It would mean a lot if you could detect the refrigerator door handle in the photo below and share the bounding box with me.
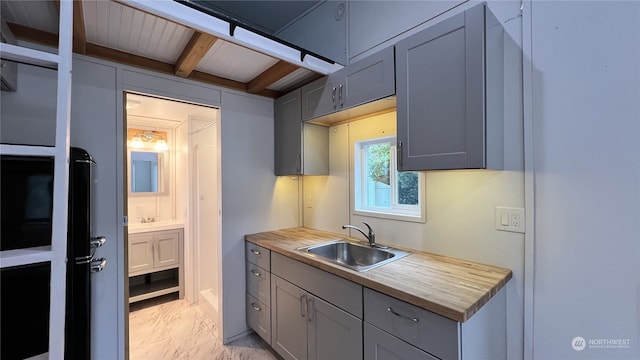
[90,258,107,273]
[90,236,107,249]
[75,254,93,265]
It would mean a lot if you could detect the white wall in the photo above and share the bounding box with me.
[69,58,122,360]
[220,91,300,341]
[528,1,640,358]
[0,63,57,145]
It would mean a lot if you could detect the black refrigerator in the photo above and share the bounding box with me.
[65,147,106,359]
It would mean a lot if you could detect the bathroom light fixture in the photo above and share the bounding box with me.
[154,139,169,151]
[130,135,144,148]
[127,129,169,151]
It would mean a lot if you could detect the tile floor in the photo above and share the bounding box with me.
[129,294,278,360]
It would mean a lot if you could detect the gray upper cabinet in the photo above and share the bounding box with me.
[396,4,504,171]
[301,46,395,122]
[342,45,395,110]
[300,73,342,120]
[274,88,329,176]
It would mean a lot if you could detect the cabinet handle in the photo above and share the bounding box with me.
[339,83,343,107]
[250,249,261,255]
[296,154,301,171]
[300,293,307,318]
[307,297,314,322]
[251,303,262,312]
[250,269,261,277]
[387,307,419,323]
[398,141,404,169]
[332,87,337,109]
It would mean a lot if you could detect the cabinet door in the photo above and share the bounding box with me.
[271,275,308,360]
[153,231,180,268]
[300,75,340,121]
[275,89,303,176]
[343,45,395,109]
[396,5,485,170]
[307,295,363,360]
[364,323,438,360]
[128,234,154,274]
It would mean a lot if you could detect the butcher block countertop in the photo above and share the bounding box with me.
[245,227,512,323]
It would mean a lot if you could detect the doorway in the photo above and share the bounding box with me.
[124,92,222,354]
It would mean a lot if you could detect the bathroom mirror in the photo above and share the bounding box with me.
[129,151,166,194]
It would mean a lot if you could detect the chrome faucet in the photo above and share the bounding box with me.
[342,222,378,247]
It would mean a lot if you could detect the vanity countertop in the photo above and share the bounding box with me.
[245,227,512,323]
[128,220,184,234]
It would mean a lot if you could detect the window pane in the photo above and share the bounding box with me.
[397,171,419,205]
[366,143,391,207]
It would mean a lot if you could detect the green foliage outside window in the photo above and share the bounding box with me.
[398,172,419,205]
[367,142,419,205]
[367,143,391,185]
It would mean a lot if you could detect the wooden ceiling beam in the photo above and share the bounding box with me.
[247,60,299,94]
[7,22,59,48]
[73,0,87,54]
[85,43,175,74]
[174,32,218,77]
[6,23,281,98]
[53,0,86,54]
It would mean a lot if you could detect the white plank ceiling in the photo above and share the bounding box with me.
[0,0,320,96]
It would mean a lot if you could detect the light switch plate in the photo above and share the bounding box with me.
[495,207,525,233]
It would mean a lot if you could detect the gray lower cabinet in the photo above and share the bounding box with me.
[271,274,362,360]
[364,323,437,360]
[246,243,506,360]
[246,243,272,344]
[396,3,504,171]
[274,88,329,176]
[364,287,508,360]
[364,288,458,359]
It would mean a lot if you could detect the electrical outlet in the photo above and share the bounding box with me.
[495,207,525,233]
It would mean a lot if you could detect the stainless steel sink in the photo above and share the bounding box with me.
[296,240,410,272]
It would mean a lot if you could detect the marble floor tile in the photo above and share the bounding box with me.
[129,295,278,360]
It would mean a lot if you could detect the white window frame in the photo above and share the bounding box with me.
[353,136,426,223]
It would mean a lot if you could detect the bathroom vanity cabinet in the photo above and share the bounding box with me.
[128,228,184,303]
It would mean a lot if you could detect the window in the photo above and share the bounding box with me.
[354,136,425,221]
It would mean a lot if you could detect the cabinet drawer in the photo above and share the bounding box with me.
[246,262,270,304]
[245,243,270,269]
[246,293,271,345]
[364,288,459,359]
[364,322,437,360]
[271,252,362,318]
